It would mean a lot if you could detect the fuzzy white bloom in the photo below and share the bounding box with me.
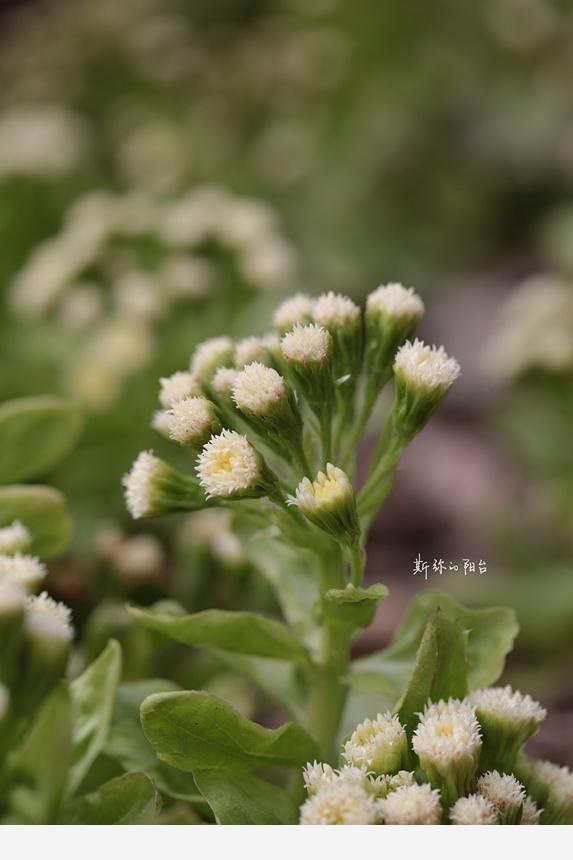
[112,534,164,580]
[25,592,73,641]
[0,553,46,591]
[412,699,482,770]
[394,339,461,392]
[241,238,296,288]
[196,431,261,499]
[151,410,171,437]
[343,712,407,773]
[379,783,442,825]
[113,271,163,322]
[166,396,217,446]
[211,366,240,397]
[190,337,234,380]
[58,284,103,331]
[520,797,542,824]
[0,574,26,614]
[161,255,213,300]
[186,510,245,566]
[303,761,336,795]
[234,337,269,368]
[468,685,547,725]
[476,771,526,814]
[450,794,498,825]
[273,293,313,332]
[281,323,331,365]
[535,760,573,802]
[370,771,416,798]
[312,292,360,327]
[232,362,286,416]
[123,451,161,519]
[367,283,425,320]
[290,464,353,514]
[0,521,31,555]
[0,106,87,178]
[300,780,379,825]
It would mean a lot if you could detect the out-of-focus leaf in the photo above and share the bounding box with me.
[67,640,122,795]
[213,651,306,722]
[141,690,319,772]
[194,770,299,825]
[326,582,389,629]
[0,396,82,484]
[0,485,72,558]
[60,772,160,824]
[130,604,308,663]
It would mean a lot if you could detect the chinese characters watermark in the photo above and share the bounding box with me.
[412,554,487,581]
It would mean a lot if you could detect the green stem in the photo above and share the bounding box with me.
[319,409,332,466]
[348,539,366,588]
[357,432,405,520]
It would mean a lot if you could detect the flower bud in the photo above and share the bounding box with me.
[378,782,442,825]
[211,366,240,400]
[166,396,221,448]
[280,323,335,432]
[520,797,542,825]
[273,293,313,334]
[468,685,546,772]
[123,450,205,519]
[0,575,26,687]
[196,430,278,501]
[450,793,498,825]
[190,336,234,383]
[412,699,482,808]
[288,464,359,545]
[365,283,424,383]
[370,770,416,799]
[0,521,31,555]
[151,409,171,437]
[19,592,73,708]
[393,339,460,441]
[529,760,573,824]
[343,712,408,776]
[234,336,277,369]
[299,779,379,825]
[231,362,304,457]
[312,292,362,386]
[158,371,201,409]
[476,771,526,825]
[0,553,46,592]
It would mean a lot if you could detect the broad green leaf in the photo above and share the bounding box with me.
[326,583,389,629]
[396,609,468,736]
[0,484,72,558]
[0,396,82,484]
[347,590,518,699]
[67,640,122,795]
[105,679,206,804]
[7,684,72,824]
[141,690,319,771]
[194,770,299,825]
[214,651,307,722]
[60,772,160,824]
[130,604,308,663]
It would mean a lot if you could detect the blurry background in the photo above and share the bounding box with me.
[1,0,572,763]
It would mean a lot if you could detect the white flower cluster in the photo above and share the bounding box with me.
[394,339,461,394]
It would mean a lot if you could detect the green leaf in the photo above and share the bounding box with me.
[325,583,389,629]
[0,484,72,558]
[0,396,82,484]
[67,640,122,796]
[130,604,308,663]
[7,684,72,824]
[194,770,299,825]
[141,690,319,771]
[213,651,307,722]
[105,680,206,804]
[396,609,468,736]
[60,772,160,824]
[347,590,518,699]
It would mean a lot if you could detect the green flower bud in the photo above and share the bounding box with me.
[0,575,25,687]
[342,712,409,776]
[123,450,205,519]
[468,686,547,772]
[288,464,359,545]
[312,292,362,388]
[19,592,73,710]
[280,323,335,419]
[527,759,573,824]
[365,283,425,386]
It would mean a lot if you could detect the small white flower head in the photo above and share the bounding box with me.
[289,464,359,544]
[394,339,461,395]
[533,760,573,822]
[468,685,546,765]
[299,780,379,825]
[520,797,542,825]
[232,362,286,417]
[123,451,203,519]
[190,336,234,381]
[367,283,425,321]
[312,292,360,328]
[0,553,47,591]
[303,761,336,796]
[112,534,164,581]
[450,793,498,825]
[0,573,26,616]
[234,336,273,368]
[280,323,331,367]
[0,520,31,555]
[211,366,240,398]
[370,770,416,799]
[151,409,171,437]
[158,371,201,409]
[25,591,74,642]
[196,430,273,501]
[273,293,313,333]
[476,771,526,824]
[379,782,442,825]
[534,760,573,803]
[343,712,408,775]
[166,396,220,447]
[469,685,547,726]
[413,699,482,803]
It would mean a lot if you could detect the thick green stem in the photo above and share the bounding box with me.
[349,539,366,588]
[306,621,352,761]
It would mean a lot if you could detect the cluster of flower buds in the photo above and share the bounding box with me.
[125,285,460,576]
[298,685,569,824]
